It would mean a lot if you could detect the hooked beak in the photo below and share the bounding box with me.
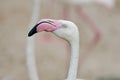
[28,23,39,37]
[28,20,60,37]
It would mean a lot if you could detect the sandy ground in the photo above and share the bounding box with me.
[0,0,120,80]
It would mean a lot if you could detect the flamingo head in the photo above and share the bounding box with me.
[28,19,79,42]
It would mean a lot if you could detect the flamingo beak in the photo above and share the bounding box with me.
[28,23,39,37]
[28,19,61,37]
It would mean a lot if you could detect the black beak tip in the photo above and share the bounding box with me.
[28,26,37,37]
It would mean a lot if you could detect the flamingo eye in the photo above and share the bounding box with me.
[62,24,67,28]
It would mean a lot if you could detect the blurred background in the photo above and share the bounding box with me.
[0,0,120,80]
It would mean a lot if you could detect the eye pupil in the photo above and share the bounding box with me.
[63,25,67,28]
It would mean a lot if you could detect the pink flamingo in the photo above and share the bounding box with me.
[28,19,83,80]
[61,0,115,52]
[61,0,115,69]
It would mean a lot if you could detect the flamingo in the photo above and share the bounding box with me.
[61,0,115,51]
[62,0,115,9]
[28,19,83,80]
[26,0,40,80]
[60,0,115,70]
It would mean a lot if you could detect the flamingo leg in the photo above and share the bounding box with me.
[74,5,101,71]
[75,5,101,52]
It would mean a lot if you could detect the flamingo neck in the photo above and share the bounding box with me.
[67,39,79,80]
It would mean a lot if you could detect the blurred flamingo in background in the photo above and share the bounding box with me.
[28,19,83,80]
[60,0,115,68]
[62,0,115,9]
[26,0,40,80]
[62,0,115,52]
